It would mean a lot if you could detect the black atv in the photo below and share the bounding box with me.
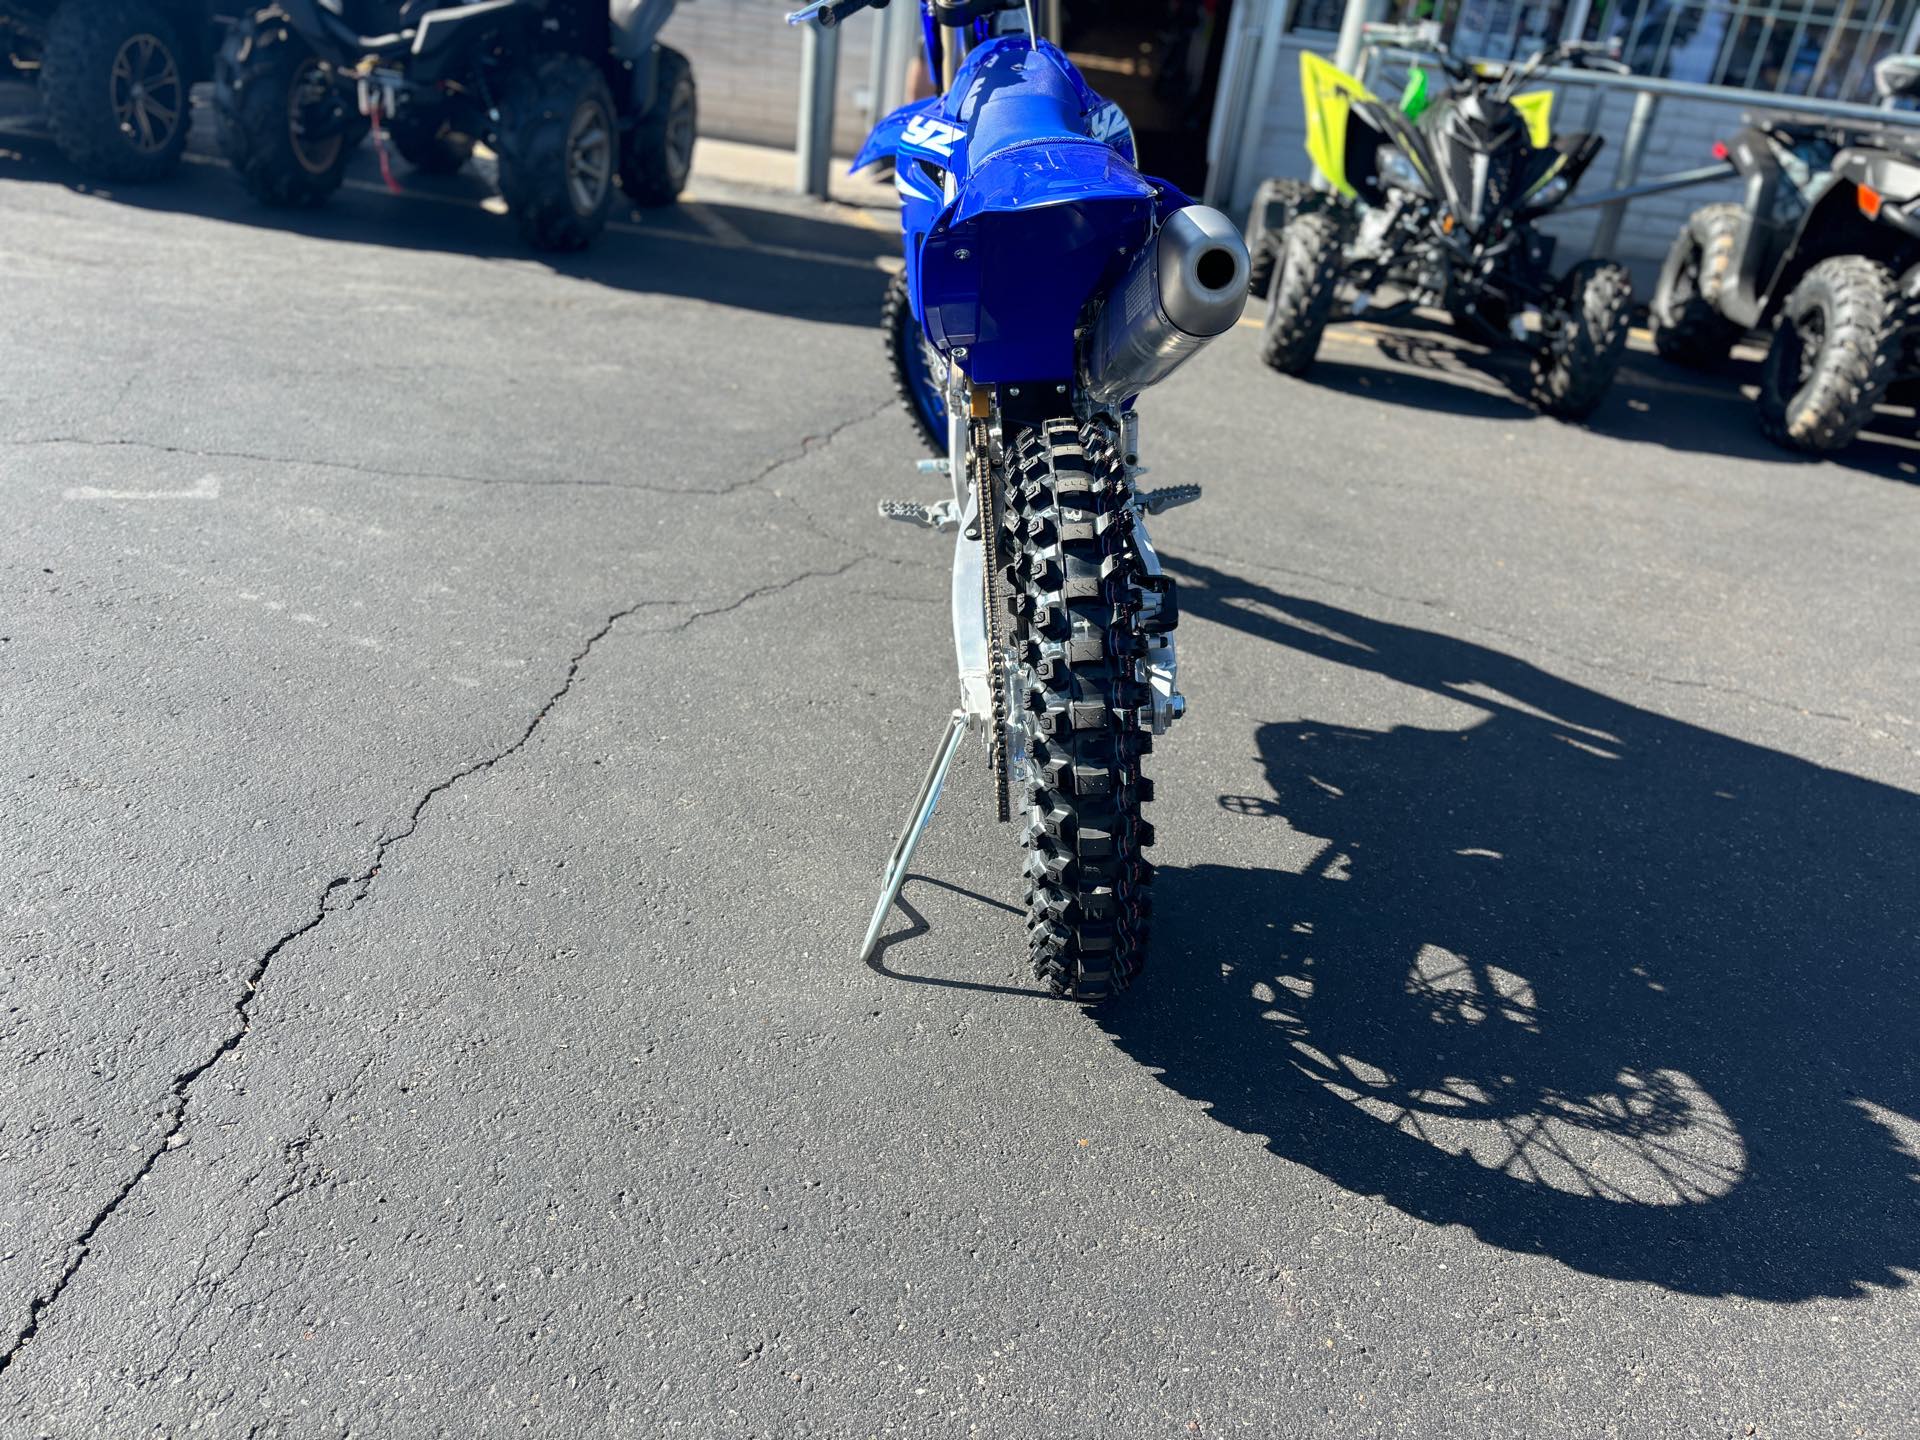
[1650,56,1920,453]
[215,0,695,250]
[2,0,230,179]
[1255,31,1634,420]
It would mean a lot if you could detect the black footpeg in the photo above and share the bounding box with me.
[1138,484,1202,515]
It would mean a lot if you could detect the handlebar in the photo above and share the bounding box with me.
[785,0,884,28]
[787,0,1017,26]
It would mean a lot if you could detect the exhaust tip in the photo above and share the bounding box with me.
[1194,245,1241,294]
[1155,206,1251,337]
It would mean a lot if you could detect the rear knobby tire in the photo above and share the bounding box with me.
[40,0,192,181]
[215,8,355,207]
[1258,212,1344,376]
[1651,202,1744,368]
[1758,255,1898,453]
[498,55,619,251]
[882,269,947,456]
[1530,259,1632,420]
[1002,419,1158,1003]
[390,108,473,174]
[620,45,696,207]
[1245,178,1324,299]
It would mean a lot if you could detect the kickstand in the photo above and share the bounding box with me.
[857,709,971,964]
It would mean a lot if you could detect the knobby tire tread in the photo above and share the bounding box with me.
[1002,419,1158,1004]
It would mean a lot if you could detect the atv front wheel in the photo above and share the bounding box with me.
[1758,255,1898,453]
[40,0,192,181]
[215,9,356,207]
[620,45,696,207]
[1246,178,1326,299]
[1003,419,1160,1003]
[499,55,619,251]
[1258,212,1344,377]
[1530,260,1632,420]
[882,270,947,456]
[390,109,474,175]
[1651,202,1744,368]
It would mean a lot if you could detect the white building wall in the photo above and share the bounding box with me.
[664,0,882,155]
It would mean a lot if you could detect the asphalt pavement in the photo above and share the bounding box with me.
[3,100,1918,1439]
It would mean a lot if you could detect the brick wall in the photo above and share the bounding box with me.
[666,0,881,155]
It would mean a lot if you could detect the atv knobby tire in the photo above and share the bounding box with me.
[498,54,619,251]
[620,45,696,207]
[215,9,356,207]
[1258,212,1344,376]
[1002,419,1159,1003]
[41,0,192,181]
[1651,202,1744,368]
[883,269,947,456]
[390,109,473,174]
[1758,255,1898,453]
[1246,177,1328,299]
[1530,259,1632,420]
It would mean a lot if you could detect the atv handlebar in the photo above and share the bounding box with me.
[785,0,886,28]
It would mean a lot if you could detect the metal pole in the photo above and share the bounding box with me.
[797,19,842,199]
[877,0,914,120]
[1333,0,1387,76]
[865,7,888,129]
[1590,88,1658,257]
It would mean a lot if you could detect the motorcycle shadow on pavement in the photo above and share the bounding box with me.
[1103,552,1920,1302]
[0,105,895,327]
[1302,319,1920,483]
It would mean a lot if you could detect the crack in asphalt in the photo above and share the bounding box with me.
[1173,541,1918,754]
[0,556,870,1380]
[2,398,896,499]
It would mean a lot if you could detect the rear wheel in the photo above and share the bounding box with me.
[215,8,356,207]
[40,0,192,181]
[1258,212,1344,376]
[882,270,946,456]
[498,54,619,251]
[1758,255,1898,453]
[1651,202,1744,368]
[620,45,696,207]
[1530,260,1632,420]
[390,108,473,174]
[1002,420,1159,1003]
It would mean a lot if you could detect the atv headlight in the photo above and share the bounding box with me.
[1375,144,1429,197]
[1528,175,1570,207]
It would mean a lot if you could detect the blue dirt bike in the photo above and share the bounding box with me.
[789,0,1250,1001]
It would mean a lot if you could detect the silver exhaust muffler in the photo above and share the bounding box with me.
[1083,205,1251,407]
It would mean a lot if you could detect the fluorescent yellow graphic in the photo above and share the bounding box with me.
[1299,51,1377,198]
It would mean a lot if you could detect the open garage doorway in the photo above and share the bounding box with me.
[1059,0,1236,196]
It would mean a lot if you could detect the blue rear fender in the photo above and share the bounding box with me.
[860,35,1176,382]
[921,142,1159,381]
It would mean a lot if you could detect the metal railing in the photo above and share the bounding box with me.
[1362,45,1920,254]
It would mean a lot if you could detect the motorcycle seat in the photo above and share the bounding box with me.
[963,45,1097,165]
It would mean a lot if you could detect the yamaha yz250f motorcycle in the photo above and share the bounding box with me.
[1261,29,1633,419]
[787,0,1250,1001]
